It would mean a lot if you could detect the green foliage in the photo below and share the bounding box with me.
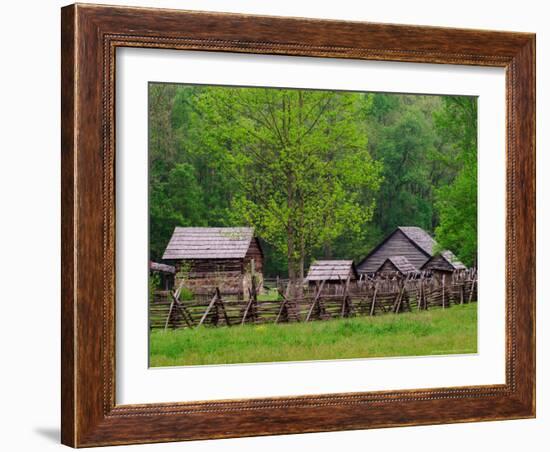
[366,94,461,241]
[148,84,236,260]
[148,84,478,275]
[257,288,282,302]
[433,97,478,266]
[150,303,477,366]
[175,262,194,301]
[373,109,434,232]
[178,288,194,302]
[195,87,381,286]
[149,163,205,259]
[435,165,477,265]
[149,273,160,303]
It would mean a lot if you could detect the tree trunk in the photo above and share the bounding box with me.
[323,242,332,258]
[286,247,301,319]
[286,163,298,299]
[287,225,297,299]
[297,252,304,299]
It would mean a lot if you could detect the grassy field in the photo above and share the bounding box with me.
[149,303,477,367]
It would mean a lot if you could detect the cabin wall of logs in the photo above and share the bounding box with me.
[150,269,477,330]
[169,259,264,298]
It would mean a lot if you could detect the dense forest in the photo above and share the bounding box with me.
[149,83,477,283]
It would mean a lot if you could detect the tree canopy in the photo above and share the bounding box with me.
[433,96,478,266]
[148,83,478,284]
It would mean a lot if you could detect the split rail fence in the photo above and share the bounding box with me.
[150,269,477,330]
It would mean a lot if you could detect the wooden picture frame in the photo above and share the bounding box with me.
[61,3,535,447]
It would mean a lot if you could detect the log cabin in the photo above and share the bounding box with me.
[376,255,417,276]
[421,250,466,278]
[305,260,359,286]
[162,227,264,297]
[149,261,175,290]
[357,226,436,274]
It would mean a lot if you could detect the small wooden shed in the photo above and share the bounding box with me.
[162,227,264,297]
[421,250,466,276]
[376,255,417,276]
[149,261,175,290]
[305,260,359,285]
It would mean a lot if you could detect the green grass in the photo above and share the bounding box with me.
[256,288,282,301]
[149,303,477,367]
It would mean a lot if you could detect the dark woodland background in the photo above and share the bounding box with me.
[149,84,477,279]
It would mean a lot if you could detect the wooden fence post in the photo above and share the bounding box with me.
[241,272,258,326]
[306,280,325,321]
[340,274,351,318]
[164,297,176,331]
[275,299,287,324]
[370,282,378,316]
[198,291,219,327]
[393,282,406,313]
[168,291,194,329]
[164,277,188,330]
[215,288,231,326]
[152,269,480,330]
[442,274,446,309]
[468,269,477,303]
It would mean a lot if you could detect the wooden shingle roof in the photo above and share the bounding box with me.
[150,261,175,274]
[440,250,467,269]
[421,250,467,271]
[162,227,255,260]
[378,255,417,274]
[305,260,358,282]
[397,226,436,255]
[356,226,437,273]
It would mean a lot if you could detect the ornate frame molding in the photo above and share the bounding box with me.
[62,4,535,447]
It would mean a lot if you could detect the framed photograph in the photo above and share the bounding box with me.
[61,3,535,447]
